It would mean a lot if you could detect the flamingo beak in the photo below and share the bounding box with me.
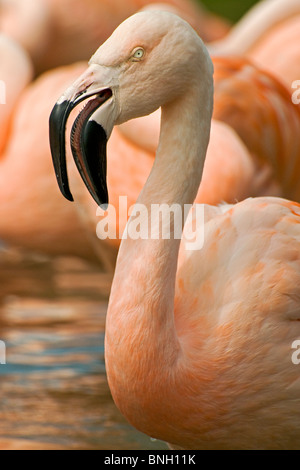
[49,66,116,207]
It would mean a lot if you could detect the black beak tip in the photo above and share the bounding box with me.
[89,183,109,209]
[101,203,109,211]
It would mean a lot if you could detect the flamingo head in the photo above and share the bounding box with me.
[49,10,212,206]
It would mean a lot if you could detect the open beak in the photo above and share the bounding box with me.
[49,65,117,207]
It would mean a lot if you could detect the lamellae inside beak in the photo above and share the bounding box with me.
[49,99,76,201]
[49,88,112,205]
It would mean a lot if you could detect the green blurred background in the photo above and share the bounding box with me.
[201,0,260,22]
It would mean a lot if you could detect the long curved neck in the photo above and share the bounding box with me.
[210,0,300,55]
[106,59,213,437]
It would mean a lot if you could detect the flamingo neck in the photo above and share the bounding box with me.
[106,65,213,439]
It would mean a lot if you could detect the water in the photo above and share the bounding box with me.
[0,249,167,450]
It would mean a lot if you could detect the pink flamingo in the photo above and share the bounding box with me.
[0,0,230,75]
[210,0,300,89]
[50,11,300,449]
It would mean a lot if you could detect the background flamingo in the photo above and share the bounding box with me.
[0,0,230,75]
[1,51,300,265]
[213,56,300,203]
[0,34,32,155]
[210,0,300,89]
[51,10,300,449]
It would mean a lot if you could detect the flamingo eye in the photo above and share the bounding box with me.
[132,48,145,61]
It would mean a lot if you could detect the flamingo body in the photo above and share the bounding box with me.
[108,197,300,450]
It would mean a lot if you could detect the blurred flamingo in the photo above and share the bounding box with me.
[50,11,300,449]
[0,35,32,155]
[213,56,300,203]
[0,0,230,75]
[0,60,113,267]
[210,0,300,89]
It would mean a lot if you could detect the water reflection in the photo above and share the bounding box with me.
[0,249,167,450]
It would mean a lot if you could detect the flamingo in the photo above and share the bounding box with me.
[50,11,300,449]
[0,3,298,262]
[210,0,300,89]
[0,0,230,75]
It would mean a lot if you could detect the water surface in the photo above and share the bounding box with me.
[0,249,167,450]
